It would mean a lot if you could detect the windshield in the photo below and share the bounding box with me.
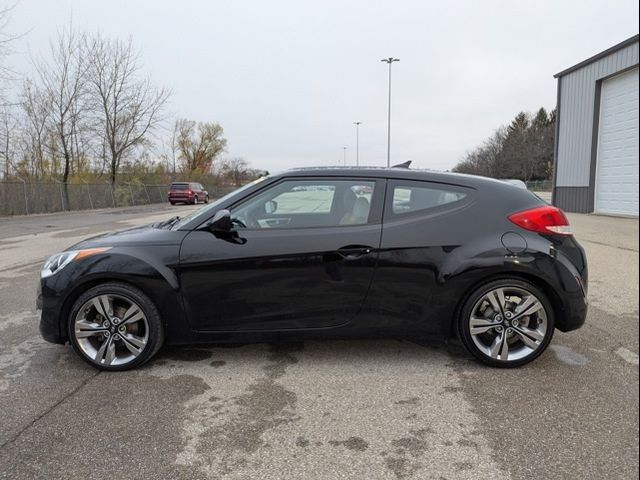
[171,177,267,230]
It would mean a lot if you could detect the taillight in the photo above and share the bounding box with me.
[508,205,573,236]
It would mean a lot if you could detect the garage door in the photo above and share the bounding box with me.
[595,67,639,216]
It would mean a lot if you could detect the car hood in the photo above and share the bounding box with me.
[70,224,188,250]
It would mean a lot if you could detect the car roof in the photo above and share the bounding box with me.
[277,166,513,190]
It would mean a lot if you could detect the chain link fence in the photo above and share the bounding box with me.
[0,181,236,216]
[525,180,553,192]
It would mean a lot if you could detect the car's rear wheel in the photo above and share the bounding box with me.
[68,282,164,371]
[205,195,209,204]
[458,278,554,368]
[193,196,199,205]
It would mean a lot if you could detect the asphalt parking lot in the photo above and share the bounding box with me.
[0,204,638,479]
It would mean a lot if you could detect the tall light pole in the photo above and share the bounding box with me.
[343,146,347,166]
[381,57,399,167]
[353,121,362,166]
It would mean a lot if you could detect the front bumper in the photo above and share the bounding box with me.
[37,276,68,345]
[36,279,43,310]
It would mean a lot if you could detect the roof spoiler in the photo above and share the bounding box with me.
[391,160,412,169]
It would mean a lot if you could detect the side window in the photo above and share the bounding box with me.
[391,182,467,215]
[272,184,336,214]
[231,179,376,229]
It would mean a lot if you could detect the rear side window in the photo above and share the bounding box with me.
[390,182,467,215]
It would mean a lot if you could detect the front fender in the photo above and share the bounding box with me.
[41,247,189,344]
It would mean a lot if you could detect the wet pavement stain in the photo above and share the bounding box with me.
[456,438,478,449]
[382,428,434,479]
[328,436,369,452]
[383,455,418,480]
[455,461,474,471]
[162,348,214,362]
[295,436,310,447]
[178,343,303,476]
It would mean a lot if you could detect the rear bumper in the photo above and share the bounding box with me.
[556,288,588,332]
[550,237,588,332]
[168,194,193,202]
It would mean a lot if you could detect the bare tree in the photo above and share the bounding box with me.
[19,80,52,179]
[219,157,250,186]
[175,118,226,176]
[36,27,89,203]
[86,35,171,185]
[0,104,16,178]
[453,127,506,178]
[167,119,179,178]
[453,110,555,181]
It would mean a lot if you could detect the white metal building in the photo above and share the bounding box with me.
[553,35,639,217]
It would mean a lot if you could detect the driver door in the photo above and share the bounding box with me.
[178,177,384,332]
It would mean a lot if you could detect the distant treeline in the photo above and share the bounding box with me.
[453,108,555,182]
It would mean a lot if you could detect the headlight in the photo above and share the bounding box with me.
[41,247,111,278]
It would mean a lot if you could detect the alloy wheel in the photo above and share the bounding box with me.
[73,294,149,367]
[468,286,548,362]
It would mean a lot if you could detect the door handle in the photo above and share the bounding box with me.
[337,245,374,259]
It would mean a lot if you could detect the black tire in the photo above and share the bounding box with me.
[457,278,555,368]
[170,202,176,206]
[193,196,199,205]
[68,282,164,371]
[205,195,209,204]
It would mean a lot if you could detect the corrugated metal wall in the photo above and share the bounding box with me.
[553,187,592,213]
[556,42,639,187]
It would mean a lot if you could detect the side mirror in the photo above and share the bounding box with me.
[204,210,247,244]
[207,209,233,232]
[264,200,278,214]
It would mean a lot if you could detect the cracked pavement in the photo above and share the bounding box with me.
[0,205,638,479]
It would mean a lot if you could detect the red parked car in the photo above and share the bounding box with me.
[168,182,209,205]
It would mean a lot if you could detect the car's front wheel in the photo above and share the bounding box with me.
[458,278,555,368]
[68,282,164,371]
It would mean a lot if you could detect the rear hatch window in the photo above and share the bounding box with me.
[170,183,189,190]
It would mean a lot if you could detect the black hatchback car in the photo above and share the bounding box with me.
[38,167,588,370]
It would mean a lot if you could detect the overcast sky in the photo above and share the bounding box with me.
[4,0,639,172]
